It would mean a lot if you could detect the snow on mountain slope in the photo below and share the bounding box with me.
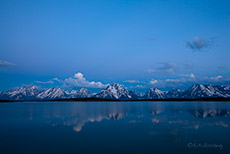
[142,88,166,99]
[1,84,39,100]
[67,88,92,98]
[128,90,140,99]
[0,85,92,100]
[77,88,92,98]
[165,89,183,98]
[213,85,230,97]
[181,84,226,98]
[94,83,131,100]
[36,87,68,100]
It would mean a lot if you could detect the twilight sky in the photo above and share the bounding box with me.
[0,0,230,92]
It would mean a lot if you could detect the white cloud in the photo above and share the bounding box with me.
[34,77,62,84]
[206,75,224,82]
[163,75,230,89]
[52,77,62,83]
[196,75,230,85]
[74,72,84,79]
[34,80,54,84]
[129,85,145,89]
[135,85,144,88]
[179,73,195,79]
[123,80,140,83]
[211,75,223,80]
[149,79,158,85]
[190,73,195,79]
[166,79,180,82]
[63,72,107,88]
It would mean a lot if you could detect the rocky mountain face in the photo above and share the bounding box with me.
[142,88,166,99]
[94,83,132,100]
[165,89,184,99]
[181,84,229,99]
[67,88,92,98]
[128,90,139,99]
[0,84,39,100]
[0,83,230,101]
[36,88,68,100]
[0,85,92,101]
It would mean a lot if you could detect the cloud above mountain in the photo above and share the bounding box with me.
[203,75,230,83]
[149,79,158,85]
[179,73,195,79]
[33,73,107,89]
[137,74,230,90]
[164,75,230,89]
[34,78,62,84]
[63,72,108,88]
[123,80,141,83]
[31,70,230,92]
[34,80,54,84]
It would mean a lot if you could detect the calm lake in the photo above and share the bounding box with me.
[0,101,230,154]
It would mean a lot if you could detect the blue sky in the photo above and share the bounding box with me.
[0,0,230,92]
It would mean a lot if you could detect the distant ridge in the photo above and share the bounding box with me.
[51,97,230,102]
[0,83,230,101]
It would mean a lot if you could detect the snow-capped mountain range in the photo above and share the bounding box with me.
[0,83,230,101]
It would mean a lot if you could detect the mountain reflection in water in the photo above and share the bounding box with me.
[0,101,230,154]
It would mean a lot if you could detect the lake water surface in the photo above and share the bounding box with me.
[0,101,230,154]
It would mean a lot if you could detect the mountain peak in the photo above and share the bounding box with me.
[25,84,38,88]
[77,88,92,98]
[149,88,161,92]
[110,82,121,86]
[165,89,183,98]
[192,83,205,88]
[79,88,89,92]
[95,83,131,100]
[183,83,219,98]
[143,88,165,99]
[107,83,125,89]
[17,84,38,91]
[2,84,39,100]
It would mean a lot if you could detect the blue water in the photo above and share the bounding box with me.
[0,101,230,154]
